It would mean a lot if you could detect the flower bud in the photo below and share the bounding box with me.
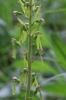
[13,11,22,16]
[25,23,29,26]
[36,18,45,24]
[12,76,20,83]
[31,72,38,77]
[23,68,28,73]
[40,18,45,24]
[25,2,30,7]
[12,76,17,80]
[31,72,35,77]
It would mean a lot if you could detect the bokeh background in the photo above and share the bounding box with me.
[0,0,66,100]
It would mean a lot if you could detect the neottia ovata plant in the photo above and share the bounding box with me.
[11,0,45,100]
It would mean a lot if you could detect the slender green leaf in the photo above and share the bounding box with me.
[40,92,43,100]
[17,17,24,25]
[19,73,26,86]
[31,24,40,36]
[34,4,41,21]
[19,73,24,86]
[35,77,38,87]
[24,55,28,67]
[25,6,30,18]
[36,35,42,49]
[43,82,66,96]
[32,77,35,87]
[18,0,25,13]
[12,48,16,59]
[39,27,51,47]
[51,34,66,68]
[44,8,66,14]
[32,0,36,10]
[20,30,27,43]
[12,83,16,95]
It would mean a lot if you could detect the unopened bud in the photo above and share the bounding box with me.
[23,68,28,73]
[40,18,45,24]
[25,23,29,26]
[13,11,18,16]
[31,72,35,77]
[31,72,38,77]
[12,76,17,80]
[13,11,22,16]
[12,76,19,83]
[36,18,45,24]
[25,2,30,6]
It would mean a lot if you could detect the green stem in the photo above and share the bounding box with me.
[26,0,32,100]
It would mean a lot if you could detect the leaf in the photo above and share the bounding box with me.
[19,73,24,86]
[12,48,16,59]
[36,35,42,49]
[51,34,66,68]
[23,74,26,84]
[36,35,40,49]
[32,0,36,10]
[44,8,66,14]
[21,30,27,43]
[32,77,35,87]
[31,24,40,36]
[32,61,58,74]
[17,17,24,25]
[25,6,30,18]
[39,39,42,49]
[40,92,43,100]
[39,26,51,47]
[35,77,38,87]
[12,83,16,95]
[34,4,41,21]
[43,82,66,96]
[18,0,25,13]
[19,73,26,86]
[24,55,28,67]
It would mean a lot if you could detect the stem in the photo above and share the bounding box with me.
[26,0,32,100]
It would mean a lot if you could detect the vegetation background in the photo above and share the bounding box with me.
[0,0,66,100]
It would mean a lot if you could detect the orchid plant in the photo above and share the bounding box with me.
[11,0,45,100]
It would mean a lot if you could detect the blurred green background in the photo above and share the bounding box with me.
[0,0,66,100]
